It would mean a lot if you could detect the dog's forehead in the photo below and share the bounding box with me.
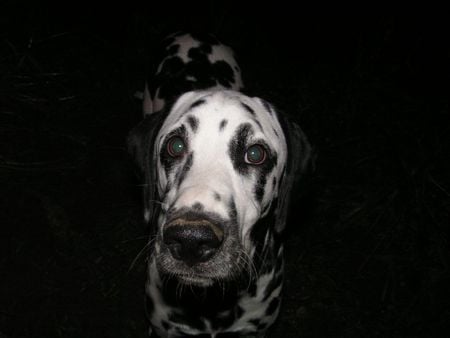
[159,90,284,148]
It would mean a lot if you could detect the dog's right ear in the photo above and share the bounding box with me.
[127,111,167,225]
[127,111,166,174]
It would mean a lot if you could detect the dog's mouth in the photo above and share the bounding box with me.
[156,251,229,286]
[173,273,215,287]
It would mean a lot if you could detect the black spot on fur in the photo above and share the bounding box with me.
[272,127,279,137]
[186,115,199,132]
[272,176,277,189]
[248,280,257,297]
[188,44,212,58]
[150,53,214,113]
[189,99,206,110]
[213,61,235,87]
[165,180,173,195]
[260,99,274,116]
[253,151,277,203]
[262,200,272,215]
[255,176,267,203]
[241,102,255,116]
[263,270,283,301]
[161,320,170,330]
[236,306,244,318]
[257,322,269,330]
[219,119,228,131]
[253,118,263,132]
[175,152,193,187]
[192,202,204,211]
[214,192,221,201]
[265,297,280,316]
[228,197,237,222]
[249,319,261,327]
[167,43,180,55]
[228,123,253,176]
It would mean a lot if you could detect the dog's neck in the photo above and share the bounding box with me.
[156,273,246,313]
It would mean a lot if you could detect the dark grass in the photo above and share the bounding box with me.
[1,4,449,338]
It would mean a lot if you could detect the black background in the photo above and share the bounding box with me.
[1,2,449,337]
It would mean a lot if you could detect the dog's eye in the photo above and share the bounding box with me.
[167,136,187,157]
[245,144,266,165]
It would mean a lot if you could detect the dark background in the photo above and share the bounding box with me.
[1,2,449,337]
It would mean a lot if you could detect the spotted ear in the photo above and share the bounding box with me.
[127,111,167,224]
[274,115,314,233]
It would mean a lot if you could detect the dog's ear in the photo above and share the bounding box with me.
[127,111,166,174]
[127,111,167,224]
[274,114,315,233]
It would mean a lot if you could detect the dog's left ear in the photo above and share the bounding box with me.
[274,113,314,233]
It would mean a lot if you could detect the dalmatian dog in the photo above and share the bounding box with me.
[128,32,312,337]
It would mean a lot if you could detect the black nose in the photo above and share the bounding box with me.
[163,220,223,266]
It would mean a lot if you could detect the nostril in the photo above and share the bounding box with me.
[163,222,223,264]
[198,244,216,261]
[166,242,182,260]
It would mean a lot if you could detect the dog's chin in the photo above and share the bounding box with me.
[156,257,221,287]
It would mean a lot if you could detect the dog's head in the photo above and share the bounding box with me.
[129,90,311,286]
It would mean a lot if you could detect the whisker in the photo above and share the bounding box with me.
[148,199,169,207]
[127,236,156,273]
[237,249,259,291]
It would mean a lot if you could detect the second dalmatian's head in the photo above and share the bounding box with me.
[129,89,311,287]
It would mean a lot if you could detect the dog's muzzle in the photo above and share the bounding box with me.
[163,218,224,266]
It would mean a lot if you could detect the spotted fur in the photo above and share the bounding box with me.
[129,33,312,337]
[143,32,243,115]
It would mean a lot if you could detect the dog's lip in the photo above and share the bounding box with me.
[176,273,214,286]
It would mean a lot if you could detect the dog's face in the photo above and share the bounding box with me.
[129,89,310,287]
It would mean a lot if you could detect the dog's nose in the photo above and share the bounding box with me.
[163,219,223,266]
